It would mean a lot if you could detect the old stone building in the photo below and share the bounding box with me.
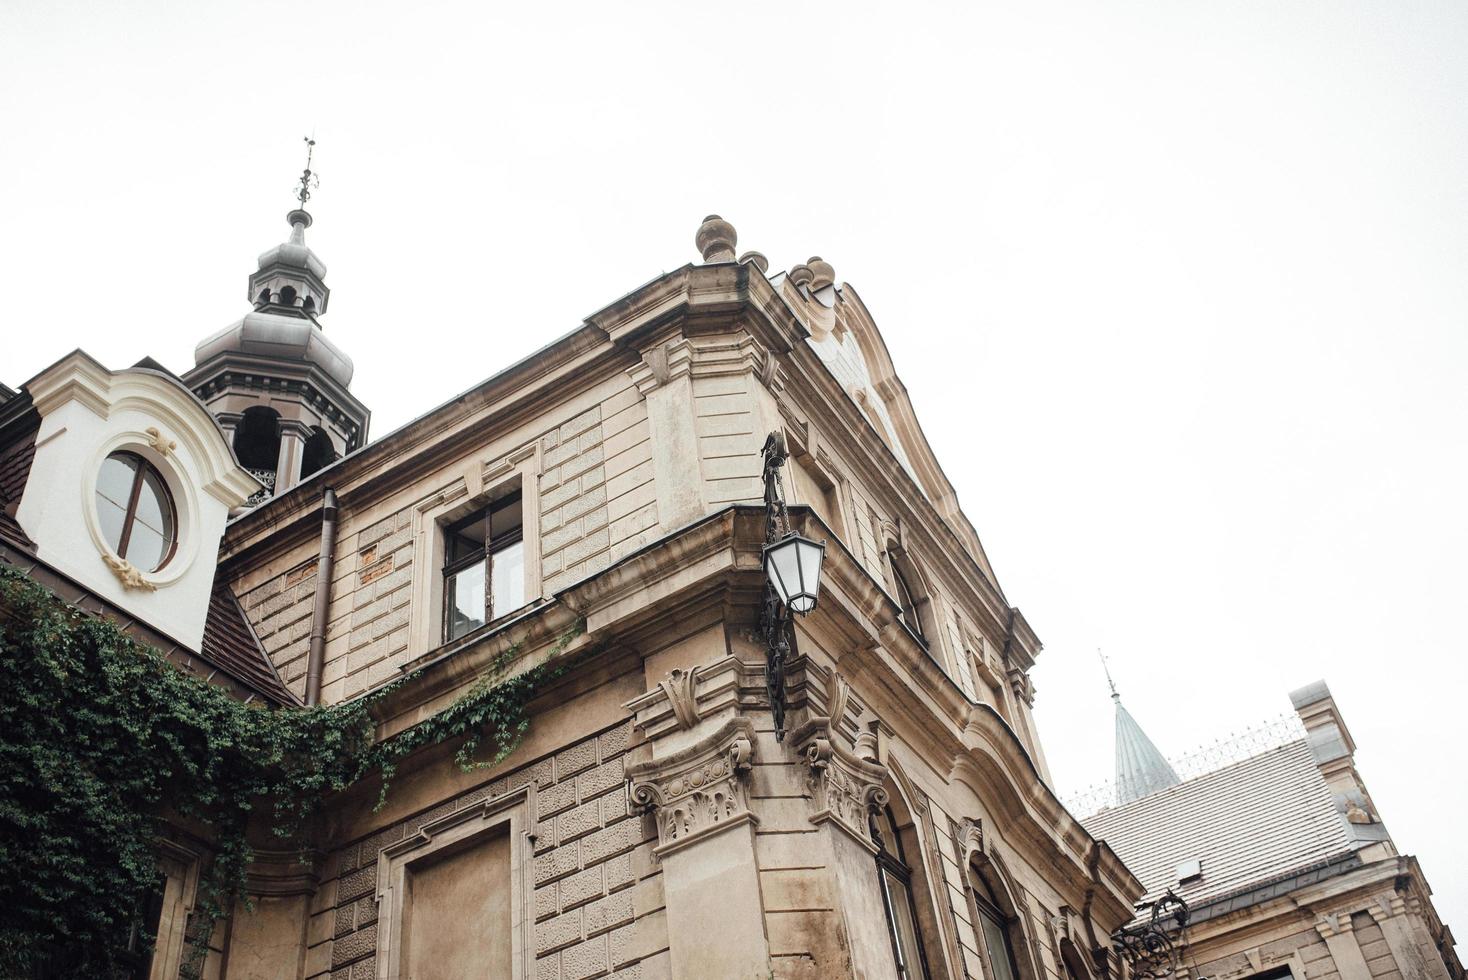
[0,191,1457,980]
[1080,683,1461,980]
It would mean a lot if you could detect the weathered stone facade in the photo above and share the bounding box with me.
[191,215,1143,979]
[3,209,1456,980]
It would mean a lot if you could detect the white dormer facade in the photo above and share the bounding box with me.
[14,352,260,647]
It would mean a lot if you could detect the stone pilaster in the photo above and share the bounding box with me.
[624,657,771,979]
[788,668,897,980]
[1368,893,1453,980]
[1316,911,1373,980]
[628,339,705,530]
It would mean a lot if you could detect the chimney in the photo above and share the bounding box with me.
[1289,680,1391,846]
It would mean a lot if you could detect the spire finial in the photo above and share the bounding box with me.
[1100,648,1119,700]
[295,136,319,209]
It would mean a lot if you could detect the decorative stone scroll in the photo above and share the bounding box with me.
[658,668,701,730]
[102,552,157,591]
[958,817,985,866]
[144,426,177,456]
[627,717,756,856]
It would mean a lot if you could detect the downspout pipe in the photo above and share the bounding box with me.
[304,487,339,706]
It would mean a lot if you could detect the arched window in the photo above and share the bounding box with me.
[300,426,337,479]
[96,452,176,572]
[871,805,931,980]
[971,874,1021,980]
[232,406,282,475]
[887,548,928,645]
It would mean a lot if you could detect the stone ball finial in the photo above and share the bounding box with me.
[738,251,769,275]
[807,256,835,290]
[788,262,815,287]
[696,214,738,263]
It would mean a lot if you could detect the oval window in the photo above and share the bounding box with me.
[96,451,176,572]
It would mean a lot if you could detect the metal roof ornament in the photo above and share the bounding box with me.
[295,136,319,209]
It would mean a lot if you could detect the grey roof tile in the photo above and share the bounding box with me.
[1082,739,1358,909]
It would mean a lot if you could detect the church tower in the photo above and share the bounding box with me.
[182,142,369,501]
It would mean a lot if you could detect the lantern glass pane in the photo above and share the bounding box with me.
[765,539,802,605]
[798,539,823,598]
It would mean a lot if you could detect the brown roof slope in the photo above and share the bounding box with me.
[201,579,299,705]
[0,411,39,550]
[1082,739,1356,910]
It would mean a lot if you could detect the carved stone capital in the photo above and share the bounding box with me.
[627,717,756,856]
[798,730,888,850]
[1007,668,1035,707]
[628,338,694,396]
[1315,911,1356,939]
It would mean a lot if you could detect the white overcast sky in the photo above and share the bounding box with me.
[4,0,1465,930]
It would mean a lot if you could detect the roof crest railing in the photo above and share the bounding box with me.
[1065,712,1308,818]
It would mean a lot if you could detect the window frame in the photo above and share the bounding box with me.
[871,805,932,980]
[97,450,178,572]
[888,551,927,646]
[971,876,1022,980]
[442,489,526,643]
[374,784,532,980]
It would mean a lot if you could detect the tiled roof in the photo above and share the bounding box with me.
[0,413,38,551]
[200,578,299,705]
[1082,739,1357,911]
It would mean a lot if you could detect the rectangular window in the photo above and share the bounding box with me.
[443,491,526,641]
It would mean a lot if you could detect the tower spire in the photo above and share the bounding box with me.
[1104,653,1182,805]
[1099,648,1119,700]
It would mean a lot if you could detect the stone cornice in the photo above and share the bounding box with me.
[219,264,795,571]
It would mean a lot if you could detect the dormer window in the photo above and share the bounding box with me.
[96,451,176,572]
[443,491,525,642]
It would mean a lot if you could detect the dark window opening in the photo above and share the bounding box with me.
[972,875,1021,980]
[232,406,282,473]
[443,492,526,641]
[302,294,316,313]
[300,426,337,480]
[889,551,927,645]
[256,288,271,306]
[279,285,297,306]
[872,805,931,980]
[118,880,167,979]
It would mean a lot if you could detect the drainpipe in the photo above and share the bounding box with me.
[304,487,339,706]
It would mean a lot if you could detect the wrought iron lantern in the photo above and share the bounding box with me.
[758,431,826,740]
[763,533,825,615]
[1112,890,1191,980]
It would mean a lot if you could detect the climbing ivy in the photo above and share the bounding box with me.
[0,565,581,979]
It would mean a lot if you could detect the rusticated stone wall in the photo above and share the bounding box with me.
[313,720,670,980]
